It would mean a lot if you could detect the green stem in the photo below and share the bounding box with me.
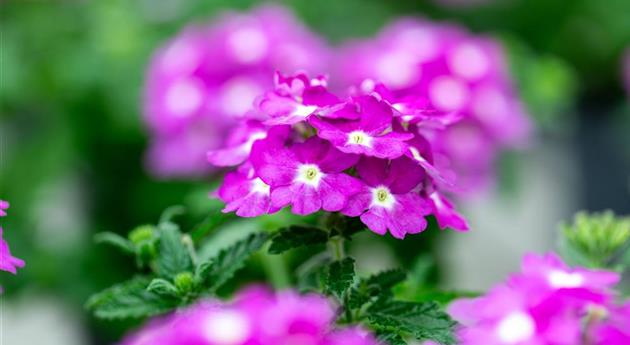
[260,252,291,290]
[330,237,345,261]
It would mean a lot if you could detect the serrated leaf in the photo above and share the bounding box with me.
[86,277,178,320]
[411,290,480,305]
[349,269,407,310]
[196,232,268,291]
[268,226,329,254]
[147,278,179,297]
[376,331,408,345]
[157,223,193,278]
[94,232,135,255]
[367,298,457,345]
[326,257,355,300]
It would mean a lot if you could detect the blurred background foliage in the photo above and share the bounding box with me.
[1,0,629,344]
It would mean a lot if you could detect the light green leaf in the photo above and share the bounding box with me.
[94,232,134,255]
[157,222,193,278]
[86,277,177,320]
[147,278,178,297]
[196,232,269,291]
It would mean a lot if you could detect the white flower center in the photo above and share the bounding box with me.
[346,131,373,147]
[371,186,395,209]
[295,164,324,187]
[251,178,270,195]
[496,312,535,344]
[203,310,251,345]
[291,104,318,118]
[548,270,584,288]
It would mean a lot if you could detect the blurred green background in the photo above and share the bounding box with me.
[1,0,629,344]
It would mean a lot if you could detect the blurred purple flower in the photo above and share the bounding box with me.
[335,19,532,195]
[120,286,378,345]
[449,252,628,345]
[0,200,25,276]
[143,5,330,178]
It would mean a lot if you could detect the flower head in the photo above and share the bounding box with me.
[119,286,377,345]
[253,137,362,215]
[341,157,432,238]
[142,5,330,178]
[336,19,532,194]
[449,252,627,345]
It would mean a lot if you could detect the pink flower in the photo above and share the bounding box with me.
[215,165,277,218]
[0,200,24,275]
[335,19,532,194]
[119,286,378,345]
[142,5,330,178]
[309,95,414,159]
[341,157,432,239]
[0,200,8,217]
[427,191,469,231]
[253,137,362,215]
[207,121,290,167]
[593,302,630,345]
[449,252,627,345]
[258,72,340,125]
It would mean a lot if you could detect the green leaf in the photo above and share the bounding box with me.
[376,331,408,345]
[196,232,269,291]
[147,278,179,297]
[86,277,178,320]
[94,232,135,255]
[411,290,480,306]
[268,226,329,254]
[326,257,356,300]
[159,205,185,225]
[367,298,457,345]
[157,222,193,278]
[349,269,406,309]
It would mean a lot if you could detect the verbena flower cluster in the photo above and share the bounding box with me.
[121,286,377,345]
[209,71,469,238]
[143,7,530,190]
[143,5,330,178]
[0,200,25,277]
[336,19,531,193]
[448,252,630,345]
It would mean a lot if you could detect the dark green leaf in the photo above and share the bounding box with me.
[94,232,135,255]
[196,232,269,291]
[268,226,329,254]
[157,223,193,278]
[349,269,406,310]
[376,331,408,345]
[86,277,178,320]
[147,278,179,297]
[326,257,355,300]
[367,298,457,345]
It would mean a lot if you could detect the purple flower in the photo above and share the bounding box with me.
[0,200,24,275]
[427,191,469,231]
[258,72,340,125]
[216,166,277,217]
[309,95,414,159]
[207,121,289,167]
[335,19,532,194]
[449,252,627,345]
[341,157,431,239]
[120,286,378,345]
[253,137,361,215]
[142,5,330,178]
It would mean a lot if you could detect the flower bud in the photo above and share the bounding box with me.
[174,271,194,294]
